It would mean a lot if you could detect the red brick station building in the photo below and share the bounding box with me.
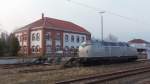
[14,14,91,56]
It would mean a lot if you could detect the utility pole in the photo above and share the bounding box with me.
[67,0,106,42]
[99,11,105,42]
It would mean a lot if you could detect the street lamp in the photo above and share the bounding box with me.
[99,11,105,42]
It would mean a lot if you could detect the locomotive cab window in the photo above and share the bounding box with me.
[81,43,89,48]
[81,44,86,47]
[102,42,109,46]
[118,43,124,46]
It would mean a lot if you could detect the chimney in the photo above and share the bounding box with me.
[42,13,46,27]
[42,13,44,19]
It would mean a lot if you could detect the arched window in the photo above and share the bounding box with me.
[32,33,35,41]
[36,33,40,41]
[65,35,69,42]
[32,45,35,52]
[35,45,40,52]
[71,35,74,42]
[76,36,80,43]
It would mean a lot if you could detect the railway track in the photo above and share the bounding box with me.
[0,59,149,73]
[0,64,53,69]
[56,65,150,84]
[0,59,148,73]
[0,64,62,74]
[18,67,60,73]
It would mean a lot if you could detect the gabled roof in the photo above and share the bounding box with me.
[16,17,90,34]
[128,39,150,44]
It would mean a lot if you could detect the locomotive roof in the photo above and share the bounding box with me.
[82,41,129,47]
[101,42,129,46]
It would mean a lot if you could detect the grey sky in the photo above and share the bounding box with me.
[0,0,150,41]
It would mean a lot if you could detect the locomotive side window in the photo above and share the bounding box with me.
[102,42,130,47]
[102,42,117,46]
[117,43,130,47]
[110,43,117,46]
[102,42,109,46]
[118,43,124,46]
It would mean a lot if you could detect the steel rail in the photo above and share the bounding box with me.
[55,66,150,84]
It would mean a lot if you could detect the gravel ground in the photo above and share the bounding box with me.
[0,61,150,84]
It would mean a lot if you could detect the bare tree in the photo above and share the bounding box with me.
[104,34,118,42]
[8,33,20,56]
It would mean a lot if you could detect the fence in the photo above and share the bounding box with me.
[44,49,79,64]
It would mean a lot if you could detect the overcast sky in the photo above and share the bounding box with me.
[0,0,150,41]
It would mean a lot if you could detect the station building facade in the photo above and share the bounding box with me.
[128,39,150,59]
[128,39,150,52]
[14,14,91,56]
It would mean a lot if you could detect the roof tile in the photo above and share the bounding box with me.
[18,17,90,34]
[128,39,149,44]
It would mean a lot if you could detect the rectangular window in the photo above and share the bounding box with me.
[56,45,61,51]
[45,32,51,40]
[82,37,85,42]
[65,35,69,42]
[71,35,74,42]
[56,32,61,40]
[46,45,51,53]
